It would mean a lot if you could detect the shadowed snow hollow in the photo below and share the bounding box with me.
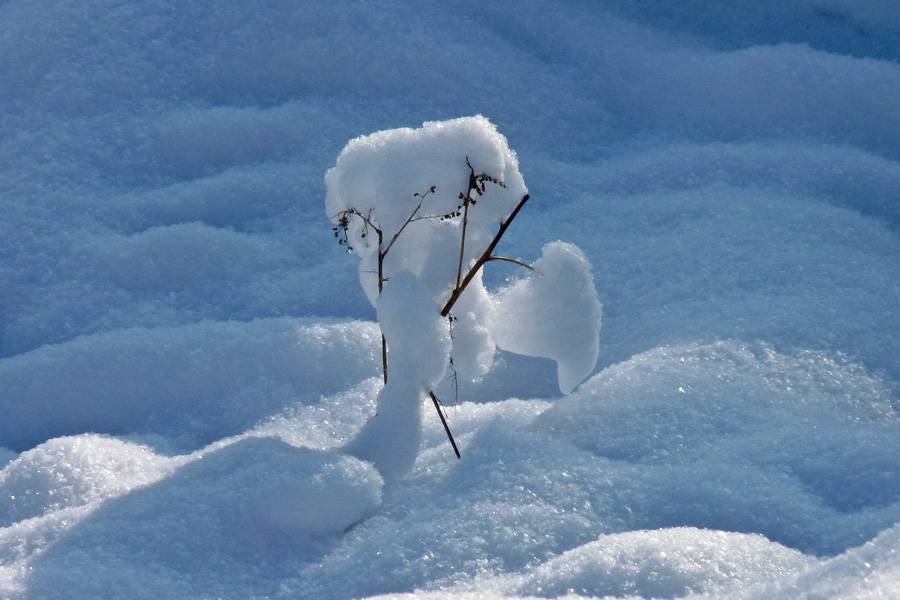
[0,319,381,452]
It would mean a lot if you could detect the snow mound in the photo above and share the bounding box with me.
[0,318,381,452]
[509,527,815,599]
[533,341,900,554]
[244,442,385,538]
[535,340,898,462]
[753,521,900,599]
[24,437,383,599]
[0,435,175,527]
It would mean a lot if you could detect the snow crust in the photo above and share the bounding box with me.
[1,0,899,598]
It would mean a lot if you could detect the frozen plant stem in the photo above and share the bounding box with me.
[383,188,431,258]
[376,228,388,383]
[441,193,530,317]
[455,163,478,289]
[429,390,461,458]
[487,256,535,271]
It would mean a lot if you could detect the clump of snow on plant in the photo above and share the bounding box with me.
[491,241,602,394]
[326,116,601,478]
[345,271,452,479]
[325,115,528,308]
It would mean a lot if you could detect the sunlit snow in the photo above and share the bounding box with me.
[1,0,899,598]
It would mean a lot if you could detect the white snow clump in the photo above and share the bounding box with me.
[491,241,602,394]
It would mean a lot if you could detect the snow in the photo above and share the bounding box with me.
[1,0,900,598]
[491,241,602,394]
[0,435,176,527]
[346,271,453,479]
[21,438,383,600]
[0,318,382,452]
[507,528,816,598]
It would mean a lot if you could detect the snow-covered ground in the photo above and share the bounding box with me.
[2,1,899,598]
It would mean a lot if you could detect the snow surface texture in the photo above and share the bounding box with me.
[1,0,900,598]
[328,117,601,478]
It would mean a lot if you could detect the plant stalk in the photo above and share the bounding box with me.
[441,193,530,317]
[377,228,387,383]
[429,390,460,458]
[487,256,534,270]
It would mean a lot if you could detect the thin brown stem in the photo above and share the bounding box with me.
[377,229,385,293]
[428,390,460,459]
[456,164,477,289]
[441,193,530,317]
[456,199,469,290]
[377,228,387,383]
[487,256,534,270]
[381,335,388,384]
[383,196,427,257]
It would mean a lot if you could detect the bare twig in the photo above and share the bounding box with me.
[376,228,388,383]
[441,193,530,317]
[382,187,433,257]
[381,334,388,384]
[456,161,478,289]
[446,315,460,403]
[487,256,534,270]
[456,199,470,290]
[428,390,460,459]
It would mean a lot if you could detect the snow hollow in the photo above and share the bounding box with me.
[1,0,899,599]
